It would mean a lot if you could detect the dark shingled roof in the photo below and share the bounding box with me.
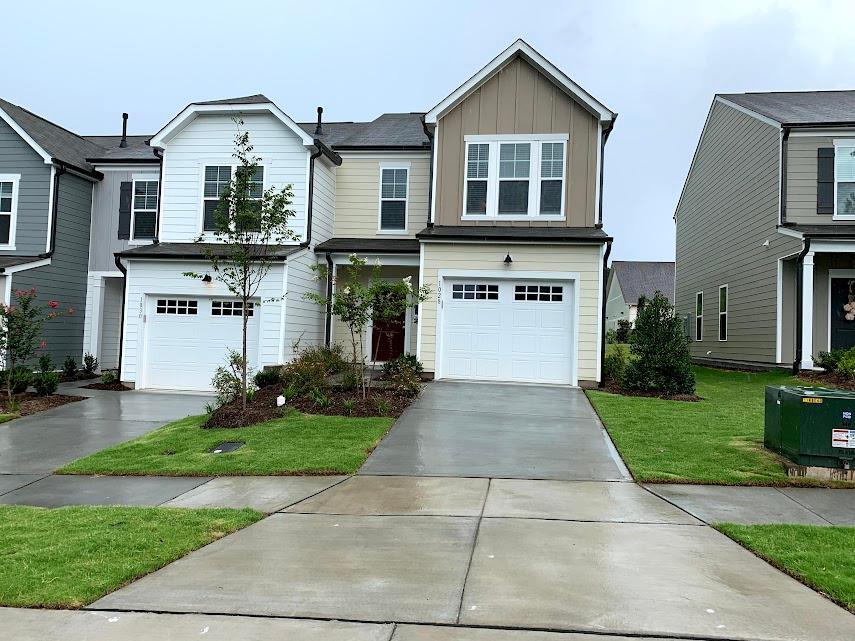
[194,94,272,106]
[0,97,104,174]
[83,135,158,162]
[117,243,303,260]
[416,226,611,242]
[719,91,855,125]
[315,238,420,254]
[299,113,430,149]
[0,256,45,272]
[786,224,855,238]
[610,261,675,306]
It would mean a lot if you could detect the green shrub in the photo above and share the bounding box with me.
[101,370,117,385]
[615,318,633,344]
[211,350,256,409]
[605,328,617,345]
[815,349,846,373]
[32,371,59,396]
[388,367,422,398]
[4,367,33,394]
[82,353,98,376]
[342,398,356,416]
[37,353,53,374]
[602,344,628,383]
[281,345,346,398]
[376,399,389,416]
[298,344,347,374]
[836,350,855,380]
[382,353,424,378]
[62,355,77,379]
[308,388,330,408]
[253,368,282,388]
[621,292,695,396]
[339,368,360,391]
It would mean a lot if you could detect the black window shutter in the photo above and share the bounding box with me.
[118,181,132,239]
[817,147,834,214]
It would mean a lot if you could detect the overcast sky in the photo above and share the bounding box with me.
[3,1,854,261]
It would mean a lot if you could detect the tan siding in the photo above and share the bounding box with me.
[333,155,430,238]
[434,56,599,228]
[675,100,801,365]
[418,243,602,383]
[786,134,855,224]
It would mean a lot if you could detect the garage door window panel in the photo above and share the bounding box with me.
[212,300,255,317]
[514,285,563,302]
[156,299,198,315]
[451,283,498,301]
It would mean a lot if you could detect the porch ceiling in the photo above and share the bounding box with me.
[314,238,420,254]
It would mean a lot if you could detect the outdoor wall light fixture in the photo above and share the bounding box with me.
[504,253,513,265]
[202,273,213,283]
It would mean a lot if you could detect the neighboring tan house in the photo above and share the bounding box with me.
[605,261,674,331]
[0,39,617,389]
[675,91,855,370]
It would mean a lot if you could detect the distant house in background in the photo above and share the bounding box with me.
[605,261,675,330]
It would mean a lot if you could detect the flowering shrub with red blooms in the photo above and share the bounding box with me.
[0,289,64,401]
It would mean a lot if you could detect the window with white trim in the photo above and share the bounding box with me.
[156,299,198,315]
[695,292,703,341]
[835,141,855,217]
[514,285,563,302]
[202,165,264,231]
[379,167,408,231]
[0,174,20,247]
[718,285,728,342]
[462,137,566,218]
[451,283,498,300]
[132,179,158,240]
[212,300,254,317]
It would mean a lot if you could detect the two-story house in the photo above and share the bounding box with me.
[1,39,616,390]
[675,91,855,370]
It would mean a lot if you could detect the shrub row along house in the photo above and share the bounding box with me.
[675,92,855,370]
[0,40,617,391]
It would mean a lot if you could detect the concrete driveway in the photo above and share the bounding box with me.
[361,381,629,480]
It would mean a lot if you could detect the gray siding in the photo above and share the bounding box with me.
[786,134,855,224]
[604,274,629,331]
[675,100,800,365]
[89,167,159,272]
[0,118,50,255]
[12,173,93,365]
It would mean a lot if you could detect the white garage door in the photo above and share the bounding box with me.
[440,279,574,384]
[143,296,260,391]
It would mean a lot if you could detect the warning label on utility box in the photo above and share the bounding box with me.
[832,429,855,449]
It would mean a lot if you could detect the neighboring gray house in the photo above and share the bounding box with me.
[605,261,674,331]
[675,91,855,370]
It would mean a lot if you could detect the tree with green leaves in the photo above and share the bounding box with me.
[185,120,298,410]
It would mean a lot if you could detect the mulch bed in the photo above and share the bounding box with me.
[797,371,855,392]
[599,382,701,402]
[204,382,419,429]
[0,393,84,417]
[59,373,99,383]
[82,382,132,391]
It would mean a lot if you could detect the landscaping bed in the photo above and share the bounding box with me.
[57,411,395,476]
[716,523,855,613]
[0,505,261,608]
[0,393,83,418]
[82,381,132,392]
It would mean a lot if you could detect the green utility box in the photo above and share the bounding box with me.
[765,385,855,468]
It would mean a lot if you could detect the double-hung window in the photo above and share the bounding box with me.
[834,140,855,218]
[203,165,264,232]
[132,179,158,240]
[695,292,703,341]
[718,285,728,342]
[379,166,408,232]
[0,174,19,247]
[462,136,567,219]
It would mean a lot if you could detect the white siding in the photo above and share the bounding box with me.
[311,158,336,244]
[120,259,285,384]
[283,250,326,361]
[100,278,122,369]
[158,112,310,242]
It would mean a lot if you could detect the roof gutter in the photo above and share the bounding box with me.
[793,237,811,374]
[780,125,790,225]
[39,164,66,259]
[114,255,128,381]
[421,117,435,227]
[153,147,164,243]
[597,115,617,228]
[598,239,613,388]
[324,253,334,347]
[301,139,342,249]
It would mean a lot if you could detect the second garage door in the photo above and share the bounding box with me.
[142,296,260,391]
[440,279,574,385]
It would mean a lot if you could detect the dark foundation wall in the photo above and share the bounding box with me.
[11,172,92,367]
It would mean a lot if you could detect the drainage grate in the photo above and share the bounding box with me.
[210,442,244,454]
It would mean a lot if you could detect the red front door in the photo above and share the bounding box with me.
[372,312,406,362]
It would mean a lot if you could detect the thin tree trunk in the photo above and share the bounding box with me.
[242,275,248,411]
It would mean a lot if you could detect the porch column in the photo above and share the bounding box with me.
[800,251,815,370]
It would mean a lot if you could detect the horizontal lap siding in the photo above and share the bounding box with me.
[675,101,800,365]
[159,113,309,242]
[334,155,431,238]
[418,243,602,382]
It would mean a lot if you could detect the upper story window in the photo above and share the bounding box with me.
[834,140,855,218]
[463,135,567,219]
[202,165,264,232]
[132,179,158,240]
[379,166,408,232]
[0,174,18,247]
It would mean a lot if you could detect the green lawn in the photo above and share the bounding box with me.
[587,366,853,486]
[716,524,855,613]
[0,413,16,424]
[57,411,394,476]
[0,505,261,608]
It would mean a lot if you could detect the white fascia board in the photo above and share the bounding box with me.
[714,97,782,129]
[424,39,615,124]
[0,106,53,165]
[2,257,52,274]
[150,102,314,148]
[776,226,804,240]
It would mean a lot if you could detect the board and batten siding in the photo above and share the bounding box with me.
[434,56,599,228]
[11,173,93,364]
[0,117,51,255]
[786,134,855,224]
[158,113,309,243]
[334,154,430,238]
[418,243,602,383]
[675,100,800,365]
[88,166,159,272]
